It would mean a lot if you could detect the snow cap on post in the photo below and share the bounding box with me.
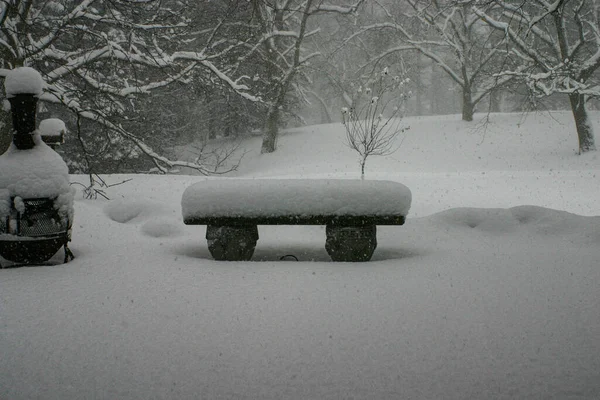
[39,118,66,147]
[39,118,66,137]
[4,67,45,98]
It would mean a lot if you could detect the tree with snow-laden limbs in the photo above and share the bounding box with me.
[473,0,599,153]
[342,67,410,179]
[247,0,365,153]
[0,0,259,173]
[341,0,521,122]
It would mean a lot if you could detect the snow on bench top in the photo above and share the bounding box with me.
[182,179,412,221]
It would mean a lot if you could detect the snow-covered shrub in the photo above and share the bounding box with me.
[341,68,410,179]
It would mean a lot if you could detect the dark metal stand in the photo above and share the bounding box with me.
[0,198,72,266]
[206,225,259,261]
[64,243,75,263]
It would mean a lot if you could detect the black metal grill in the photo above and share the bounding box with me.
[0,197,72,265]
[16,198,68,237]
[1,79,74,266]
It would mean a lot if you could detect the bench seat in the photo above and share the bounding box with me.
[182,179,411,222]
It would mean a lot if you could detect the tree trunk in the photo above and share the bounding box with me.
[490,89,502,113]
[415,53,424,116]
[207,96,217,140]
[258,0,312,154]
[429,65,438,115]
[261,106,279,153]
[360,156,366,180]
[207,112,217,140]
[569,93,596,153]
[319,101,332,125]
[462,86,474,122]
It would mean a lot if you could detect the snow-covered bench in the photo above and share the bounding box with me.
[182,179,412,261]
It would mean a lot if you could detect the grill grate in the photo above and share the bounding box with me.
[20,198,68,237]
[1,198,69,237]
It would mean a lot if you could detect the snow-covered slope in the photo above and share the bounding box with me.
[228,112,597,176]
[1,112,599,400]
[213,111,600,217]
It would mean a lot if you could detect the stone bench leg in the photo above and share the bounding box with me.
[325,224,377,262]
[206,225,259,261]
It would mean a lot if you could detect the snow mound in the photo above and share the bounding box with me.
[431,205,600,241]
[432,207,521,232]
[4,67,45,97]
[104,199,167,224]
[0,136,74,221]
[140,218,184,238]
[182,179,412,220]
[510,205,600,241]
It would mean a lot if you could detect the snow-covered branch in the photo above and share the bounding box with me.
[474,0,598,152]
[41,86,239,175]
[312,0,364,15]
[0,0,265,172]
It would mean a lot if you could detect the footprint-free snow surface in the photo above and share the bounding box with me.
[1,112,599,399]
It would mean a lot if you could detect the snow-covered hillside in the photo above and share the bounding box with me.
[1,112,599,399]
[226,111,600,217]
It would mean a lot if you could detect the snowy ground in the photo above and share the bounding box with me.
[1,112,599,399]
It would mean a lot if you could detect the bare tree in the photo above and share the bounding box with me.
[0,0,258,172]
[245,0,365,153]
[342,67,410,179]
[473,0,598,153]
[342,0,521,121]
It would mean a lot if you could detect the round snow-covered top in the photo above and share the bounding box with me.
[4,67,45,98]
[182,179,412,221]
[39,118,67,137]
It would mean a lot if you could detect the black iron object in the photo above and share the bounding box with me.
[8,93,38,150]
[0,89,73,267]
[41,132,64,148]
[0,198,73,264]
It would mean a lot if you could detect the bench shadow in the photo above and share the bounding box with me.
[370,246,425,261]
[174,242,423,263]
